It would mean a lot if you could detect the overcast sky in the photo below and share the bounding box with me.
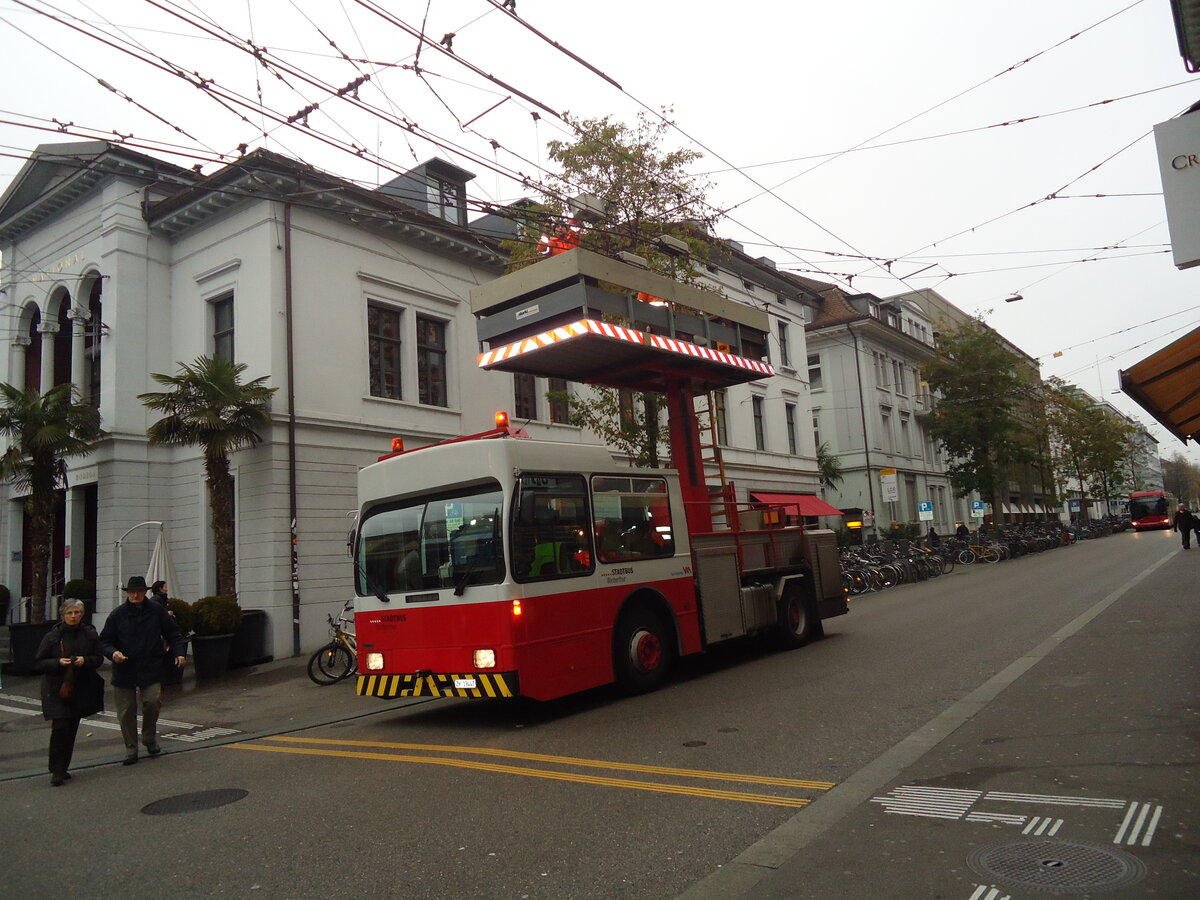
[2,0,1197,463]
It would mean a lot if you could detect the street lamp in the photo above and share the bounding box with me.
[1004,294,1024,303]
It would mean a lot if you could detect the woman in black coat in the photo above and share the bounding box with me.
[33,599,105,785]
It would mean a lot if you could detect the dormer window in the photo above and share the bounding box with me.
[379,158,474,227]
[433,176,466,225]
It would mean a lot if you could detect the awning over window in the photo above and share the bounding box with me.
[749,492,844,517]
[1119,325,1200,443]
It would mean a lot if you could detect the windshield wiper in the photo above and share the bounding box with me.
[357,560,391,604]
[451,509,501,597]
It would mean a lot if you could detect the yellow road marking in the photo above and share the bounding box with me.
[229,741,811,808]
[261,735,834,790]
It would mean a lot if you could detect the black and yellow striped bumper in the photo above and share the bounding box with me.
[357,671,519,699]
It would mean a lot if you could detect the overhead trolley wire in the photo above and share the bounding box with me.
[722,0,1153,201]
[698,77,1197,177]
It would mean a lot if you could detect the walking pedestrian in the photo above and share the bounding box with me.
[148,580,169,608]
[100,575,186,764]
[33,599,105,785]
[1172,503,1197,550]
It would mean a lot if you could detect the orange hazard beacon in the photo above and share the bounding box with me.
[353,247,848,702]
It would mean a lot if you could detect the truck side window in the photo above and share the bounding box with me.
[592,476,674,563]
[510,474,593,581]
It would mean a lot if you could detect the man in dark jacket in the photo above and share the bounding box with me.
[100,575,186,764]
[1173,503,1197,550]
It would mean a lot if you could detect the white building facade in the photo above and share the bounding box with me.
[0,142,828,656]
[803,289,973,536]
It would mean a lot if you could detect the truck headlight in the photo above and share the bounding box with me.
[473,649,496,669]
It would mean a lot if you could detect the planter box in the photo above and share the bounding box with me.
[229,609,273,669]
[191,633,235,680]
[4,621,55,676]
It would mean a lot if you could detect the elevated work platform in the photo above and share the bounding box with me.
[470,248,772,392]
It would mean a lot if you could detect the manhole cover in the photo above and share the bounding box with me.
[968,839,1146,893]
[142,789,248,816]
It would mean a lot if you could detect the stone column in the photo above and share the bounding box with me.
[67,305,89,391]
[37,318,59,391]
[62,476,95,586]
[10,335,30,387]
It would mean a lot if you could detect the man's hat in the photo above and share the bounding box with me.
[124,575,148,591]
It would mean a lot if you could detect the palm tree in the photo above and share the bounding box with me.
[0,383,104,623]
[139,356,276,600]
[816,441,844,490]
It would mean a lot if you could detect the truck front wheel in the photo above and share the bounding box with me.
[613,608,674,694]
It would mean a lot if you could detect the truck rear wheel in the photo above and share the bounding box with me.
[777,583,820,649]
[613,608,674,694]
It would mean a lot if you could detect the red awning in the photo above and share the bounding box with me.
[750,492,844,517]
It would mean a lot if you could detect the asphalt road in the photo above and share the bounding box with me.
[1,527,1194,899]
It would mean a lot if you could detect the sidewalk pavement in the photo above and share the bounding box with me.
[0,654,415,781]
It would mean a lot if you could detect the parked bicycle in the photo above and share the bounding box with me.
[307,600,357,685]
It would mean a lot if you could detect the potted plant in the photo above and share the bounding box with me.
[189,596,242,679]
[162,598,194,686]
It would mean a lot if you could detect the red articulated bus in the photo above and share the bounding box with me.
[1128,490,1171,531]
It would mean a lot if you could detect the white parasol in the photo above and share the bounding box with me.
[145,525,180,600]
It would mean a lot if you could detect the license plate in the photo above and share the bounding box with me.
[453,678,477,689]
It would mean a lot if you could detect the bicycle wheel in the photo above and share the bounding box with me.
[307,642,355,685]
[957,548,976,565]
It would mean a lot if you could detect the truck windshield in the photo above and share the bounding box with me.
[357,481,505,595]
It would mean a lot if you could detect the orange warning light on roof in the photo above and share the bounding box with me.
[391,437,404,452]
[495,411,510,428]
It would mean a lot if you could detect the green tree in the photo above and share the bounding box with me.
[545,111,717,278]
[1162,451,1200,504]
[0,383,103,622]
[547,384,667,468]
[816,441,844,489]
[1045,379,1136,517]
[139,357,276,599]
[919,317,1037,517]
[511,112,719,467]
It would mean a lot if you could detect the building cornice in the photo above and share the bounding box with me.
[146,150,505,271]
[0,142,196,244]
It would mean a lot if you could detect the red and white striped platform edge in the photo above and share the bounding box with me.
[477,318,775,378]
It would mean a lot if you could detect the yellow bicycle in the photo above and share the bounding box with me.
[306,601,357,685]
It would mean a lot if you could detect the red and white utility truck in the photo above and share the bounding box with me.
[353,248,847,702]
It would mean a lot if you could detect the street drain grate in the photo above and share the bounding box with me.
[142,789,248,816]
[968,839,1146,893]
